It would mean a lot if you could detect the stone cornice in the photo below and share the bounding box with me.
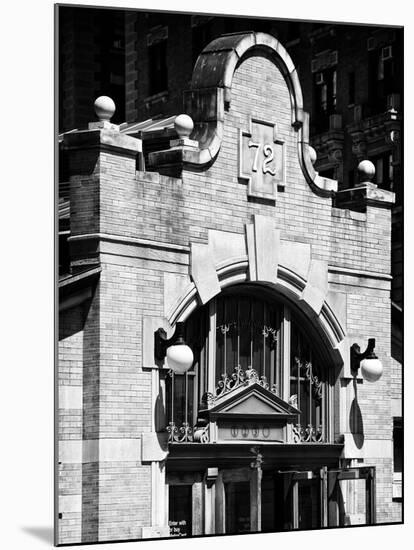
[68,232,190,254]
[335,182,395,210]
[62,127,142,158]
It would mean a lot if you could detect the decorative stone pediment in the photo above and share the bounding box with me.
[202,383,300,443]
[206,382,300,420]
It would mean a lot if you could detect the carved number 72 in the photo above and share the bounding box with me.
[248,140,276,176]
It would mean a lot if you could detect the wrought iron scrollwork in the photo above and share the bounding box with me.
[216,364,245,397]
[293,357,323,400]
[202,392,216,407]
[292,423,324,443]
[193,424,209,443]
[262,325,278,347]
[167,421,210,444]
[166,421,194,443]
[215,365,278,398]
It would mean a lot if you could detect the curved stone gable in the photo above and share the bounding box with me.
[183,31,338,196]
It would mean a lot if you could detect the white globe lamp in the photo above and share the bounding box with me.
[154,322,194,374]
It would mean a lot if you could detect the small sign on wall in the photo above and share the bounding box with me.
[239,118,285,201]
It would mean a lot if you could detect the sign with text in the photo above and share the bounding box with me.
[239,118,285,201]
[168,485,192,537]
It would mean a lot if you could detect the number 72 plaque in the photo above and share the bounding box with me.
[238,118,285,201]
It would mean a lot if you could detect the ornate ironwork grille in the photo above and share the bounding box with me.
[165,290,331,443]
[290,320,328,442]
[216,295,282,392]
[165,307,206,442]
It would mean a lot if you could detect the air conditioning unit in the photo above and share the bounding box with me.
[382,46,393,60]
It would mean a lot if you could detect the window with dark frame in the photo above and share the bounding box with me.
[148,39,168,96]
[313,67,337,133]
[368,45,394,114]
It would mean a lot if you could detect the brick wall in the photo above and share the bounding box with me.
[58,305,84,543]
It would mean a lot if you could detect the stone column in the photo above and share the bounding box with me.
[250,448,263,532]
[204,468,218,534]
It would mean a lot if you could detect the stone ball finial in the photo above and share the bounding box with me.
[94,96,116,122]
[308,145,317,166]
[357,159,375,182]
[174,114,194,139]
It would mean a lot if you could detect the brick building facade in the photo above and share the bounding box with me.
[57,10,403,547]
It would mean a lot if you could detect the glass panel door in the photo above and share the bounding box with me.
[327,467,376,527]
[279,467,375,530]
[297,479,321,529]
[224,481,251,534]
[261,472,285,532]
[278,470,326,530]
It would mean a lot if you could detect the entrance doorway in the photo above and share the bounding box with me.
[167,465,376,536]
[261,472,285,531]
[278,466,376,529]
[224,481,250,534]
[261,471,321,531]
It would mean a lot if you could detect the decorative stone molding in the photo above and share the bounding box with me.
[246,215,280,283]
[58,439,141,464]
[297,113,338,197]
[164,229,347,368]
[141,432,169,462]
[300,259,329,316]
[190,242,221,304]
[63,126,142,157]
[163,272,193,319]
[279,240,311,281]
[58,386,83,410]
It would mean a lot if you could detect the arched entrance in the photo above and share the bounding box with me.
[163,282,374,536]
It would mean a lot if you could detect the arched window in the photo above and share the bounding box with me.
[165,287,332,443]
[290,318,329,442]
[215,294,282,389]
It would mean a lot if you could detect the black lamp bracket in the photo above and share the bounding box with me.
[350,338,377,374]
[154,321,186,361]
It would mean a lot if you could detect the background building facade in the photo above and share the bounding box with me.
[57,7,403,546]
